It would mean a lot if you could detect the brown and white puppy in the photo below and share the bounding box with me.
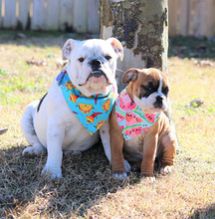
[110,68,177,180]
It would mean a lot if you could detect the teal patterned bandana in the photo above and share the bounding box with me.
[56,71,117,134]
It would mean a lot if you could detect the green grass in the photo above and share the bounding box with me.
[0,32,215,218]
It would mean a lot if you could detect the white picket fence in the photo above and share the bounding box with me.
[0,0,100,33]
[0,0,215,36]
[168,0,215,37]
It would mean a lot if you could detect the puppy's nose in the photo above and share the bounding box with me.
[90,59,101,70]
[154,95,163,108]
[156,95,163,103]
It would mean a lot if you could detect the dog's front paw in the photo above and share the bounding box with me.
[141,176,156,183]
[112,172,128,180]
[124,160,131,173]
[160,165,173,175]
[22,145,45,156]
[42,165,62,179]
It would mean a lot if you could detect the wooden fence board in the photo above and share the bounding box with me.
[73,0,87,33]
[59,0,74,31]
[0,0,2,27]
[168,0,178,36]
[3,0,16,28]
[18,0,30,29]
[31,0,45,30]
[178,0,189,36]
[168,0,215,37]
[87,0,100,33]
[198,0,215,37]
[188,0,198,36]
[46,0,59,30]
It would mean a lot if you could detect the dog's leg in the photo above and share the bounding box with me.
[100,122,111,162]
[42,118,64,179]
[141,133,158,178]
[100,122,131,174]
[159,132,176,175]
[110,125,127,180]
[21,102,46,156]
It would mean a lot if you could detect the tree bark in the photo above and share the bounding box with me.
[100,0,168,89]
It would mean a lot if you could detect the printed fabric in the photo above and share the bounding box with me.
[56,70,117,134]
[115,89,160,140]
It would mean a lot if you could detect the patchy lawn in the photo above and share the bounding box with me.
[0,32,215,218]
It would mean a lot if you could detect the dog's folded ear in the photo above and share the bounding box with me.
[122,68,140,84]
[62,39,76,60]
[106,38,124,60]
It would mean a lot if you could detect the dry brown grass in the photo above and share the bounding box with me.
[0,32,215,218]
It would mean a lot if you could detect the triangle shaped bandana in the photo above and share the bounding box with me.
[116,89,160,140]
[57,71,117,134]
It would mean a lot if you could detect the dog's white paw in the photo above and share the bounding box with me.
[41,165,62,179]
[160,166,172,175]
[112,172,128,180]
[124,160,131,173]
[141,176,156,183]
[22,145,45,156]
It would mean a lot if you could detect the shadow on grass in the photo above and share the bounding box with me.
[0,143,139,218]
[189,204,215,219]
[169,36,215,59]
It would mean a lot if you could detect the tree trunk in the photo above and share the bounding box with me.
[100,0,168,89]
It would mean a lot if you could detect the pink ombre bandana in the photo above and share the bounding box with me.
[115,89,160,140]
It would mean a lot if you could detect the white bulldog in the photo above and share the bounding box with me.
[21,38,130,178]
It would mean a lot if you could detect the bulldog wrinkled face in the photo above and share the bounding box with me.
[122,68,169,113]
[62,38,123,96]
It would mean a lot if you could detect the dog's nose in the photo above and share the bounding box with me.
[154,95,163,108]
[156,95,163,103]
[90,59,101,70]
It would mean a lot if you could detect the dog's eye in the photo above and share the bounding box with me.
[162,86,169,96]
[78,57,85,63]
[140,83,155,98]
[143,84,154,92]
[146,86,154,92]
[105,55,112,61]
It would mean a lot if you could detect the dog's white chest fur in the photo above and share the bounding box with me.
[33,80,98,151]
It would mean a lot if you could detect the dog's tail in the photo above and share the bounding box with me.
[20,101,41,146]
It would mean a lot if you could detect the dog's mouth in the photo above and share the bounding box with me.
[78,70,111,87]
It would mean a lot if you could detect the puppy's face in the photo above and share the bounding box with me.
[122,68,169,113]
[62,38,123,96]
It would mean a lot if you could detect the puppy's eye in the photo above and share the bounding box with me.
[143,84,154,92]
[78,57,85,63]
[146,86,154,92]
[140,83,156,98]
[162,87,169,95]
[105,55,112,61]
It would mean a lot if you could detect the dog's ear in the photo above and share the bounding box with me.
[122,68,140,84]
[106,38,123,60]
[62,39,76,60]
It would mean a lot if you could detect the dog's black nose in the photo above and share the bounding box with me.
[156,95,163,103]
[154,95,163,108]
[90,59,101,70]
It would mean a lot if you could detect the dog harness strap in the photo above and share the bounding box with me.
[115,89,160,140]
[56,71,117,134]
